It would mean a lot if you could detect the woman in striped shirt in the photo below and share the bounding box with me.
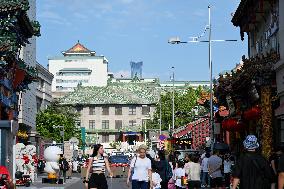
[85,144,113,189]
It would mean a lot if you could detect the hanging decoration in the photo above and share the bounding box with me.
[243,105,261,120]
[222,118,245,132]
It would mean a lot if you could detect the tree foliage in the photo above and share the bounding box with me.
[36,101,81,143]
[148,86,209,130]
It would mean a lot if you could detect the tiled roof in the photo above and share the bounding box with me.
[60,83,162,105]
[64,41,94,54]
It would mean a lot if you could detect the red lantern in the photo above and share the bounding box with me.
[222,118,245,132]
[243,106,261,120]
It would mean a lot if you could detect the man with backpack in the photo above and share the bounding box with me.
[58,155,69,183]
[232,135,273,189]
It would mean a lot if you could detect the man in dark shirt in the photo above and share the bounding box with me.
[232,135,273,189]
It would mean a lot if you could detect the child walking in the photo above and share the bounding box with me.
[152,166,162,189]
[174,161,187,189]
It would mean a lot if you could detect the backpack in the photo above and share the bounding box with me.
[251,156,273,189]
[61,159,69,171]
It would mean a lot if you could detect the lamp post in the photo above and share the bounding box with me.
[171,66,175,131]
[159,95,162,135]
[54,125,65,154]
[168,5,237,146]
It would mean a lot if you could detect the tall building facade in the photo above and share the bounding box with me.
[36,63,53,112]
[130,61,143,79]
[0,0,40,176]
[18,0,37,132]
[48,42,109,98]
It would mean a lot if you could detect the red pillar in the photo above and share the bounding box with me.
[226,131,230,145]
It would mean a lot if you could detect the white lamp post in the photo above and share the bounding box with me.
[168,5,237,145]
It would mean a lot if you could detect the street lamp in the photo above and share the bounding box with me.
[54,125,65,154]
[168,5,237,146]
[171,66,175,131]
[159,95,162,135]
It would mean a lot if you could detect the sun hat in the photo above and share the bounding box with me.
[243,135,259,150]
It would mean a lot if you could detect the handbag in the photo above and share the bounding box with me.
[181,176,188,186]
[130,156,137,182]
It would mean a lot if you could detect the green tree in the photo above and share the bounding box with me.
[36,101,81,143]
[148,86,208,130]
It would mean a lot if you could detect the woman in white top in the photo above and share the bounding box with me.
[152,166,162,189]
[174,161,186,189]
[187,155,201,189]
[127,144,152,189]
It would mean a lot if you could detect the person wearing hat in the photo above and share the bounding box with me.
[232,135,273,189]
[127,144,152,189]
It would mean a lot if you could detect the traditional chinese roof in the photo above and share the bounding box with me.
[62,41,96,56]
[0,0,40,57]
[0,0,29,13]
[231,0,274,40]
[60,83,161,105]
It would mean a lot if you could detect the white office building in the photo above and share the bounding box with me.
[36,63,53,112]
[48,41,109,98]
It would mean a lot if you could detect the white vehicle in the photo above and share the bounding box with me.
[111,151,124,156]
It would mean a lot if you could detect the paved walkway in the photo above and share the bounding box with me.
[17,173,82,189]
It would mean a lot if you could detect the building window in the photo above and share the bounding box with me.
[89,120,95,130]
[129,120,136,127]
[115,120,122,130]
[115,106,122,115]
[76,106,82,113]
[89,107,95,115]
[142,106,150,115]
[102,134,109,143]
[102,120,109,129]
[102,107,109,115]
[129,106,136,115]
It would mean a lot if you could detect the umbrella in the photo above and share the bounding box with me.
[213,142,229,151]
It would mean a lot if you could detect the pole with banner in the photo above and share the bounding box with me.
[81,127,86,154]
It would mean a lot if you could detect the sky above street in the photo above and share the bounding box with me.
[36,0,247,81]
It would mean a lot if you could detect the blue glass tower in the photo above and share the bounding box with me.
[130,61,143,79]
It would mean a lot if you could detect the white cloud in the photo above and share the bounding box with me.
[38,10,71,25]
[72,12,90,22]
[192,9,207,17]
[119,0,135,4]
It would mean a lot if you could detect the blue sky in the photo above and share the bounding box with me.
[36,0,247,81]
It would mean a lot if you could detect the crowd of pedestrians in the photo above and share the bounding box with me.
[124,135,284,189]
[80,135,284,189]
